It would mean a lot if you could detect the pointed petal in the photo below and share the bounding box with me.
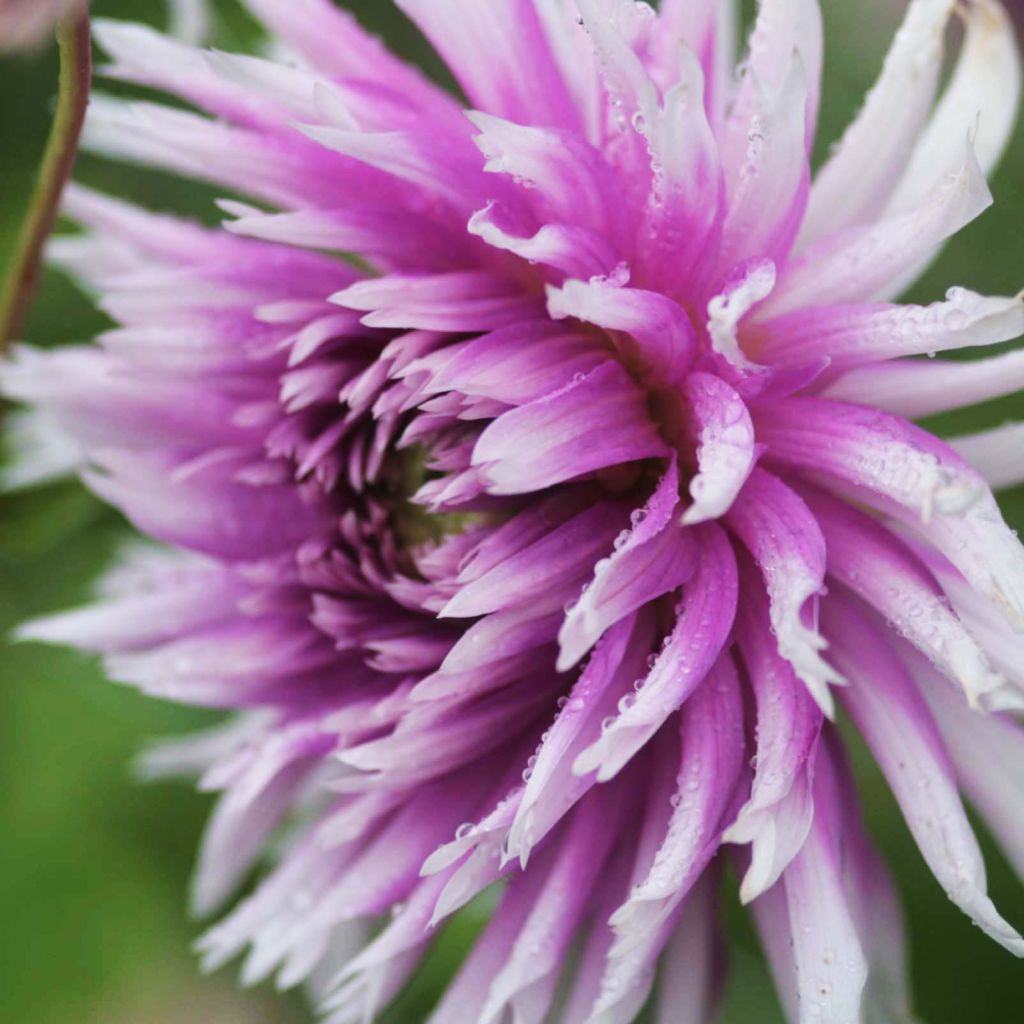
[726,468,842,715]
[558,460,698,670]
[886,0,1021,215]
[726,573,823,902]
[756,397,1024,632]
[914,657,1024,879]
[822,347,1024,420]
[395,0,583,131]
[806,487,1014,711]
[826,596,1024,955]
[798,0,955,246]
[752,289,1024,373]
[572,523,739,782]
[763,140,991,317]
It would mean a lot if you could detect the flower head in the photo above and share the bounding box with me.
[6,1,1024,1021]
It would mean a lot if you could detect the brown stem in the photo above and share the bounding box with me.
[0,14,91,348]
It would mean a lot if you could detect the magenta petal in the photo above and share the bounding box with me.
[757,397,1024,631]
[608,657,745,943]
[572,523,739,782]
[8,1,1024,1019]
[395,0,583,132]
[558,460,697,670]
[681,371,759,525]
[507,613,655,865]
[547,279,695,385]
[806,486,1014,711]
[423,321,606,407]
[472,361,669,495]
[725,572,822,903]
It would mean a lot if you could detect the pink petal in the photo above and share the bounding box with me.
[472,361,669,496]
[558,460,697,670]
[725,573,822,903]
[726,468,842,715]
[757,397,1024,631]
[762,139,991,318]
[753,288,1024,373]
[546,279,695,385]
[395,0,584,132]
[681,372,759,525]
[822,348,1024,420]
[572,523,739,782]
[806,486,1014,711]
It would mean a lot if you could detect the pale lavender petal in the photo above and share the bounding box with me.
[950,422,1024,491]
[806,486,1014,711]
[775,740,869,1024]
[886,0,1021,215]
[762,140,991,317]
[752,288,1024,373]
[913,655,1024,879]
[822,348,1024,420]
[654,870,724,1024]
[826,595,1024,954]
[798,0,955,246]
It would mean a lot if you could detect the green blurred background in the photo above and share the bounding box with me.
[0,2,1021,1021]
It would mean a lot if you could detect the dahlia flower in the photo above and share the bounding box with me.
[5,1,1024,1021]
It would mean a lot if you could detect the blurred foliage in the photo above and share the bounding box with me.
[1,2,1022,1022]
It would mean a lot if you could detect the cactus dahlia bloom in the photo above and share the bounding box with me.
[7,0,1024,1020]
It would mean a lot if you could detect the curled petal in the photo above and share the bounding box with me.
[681,371,759,525]
[951,422,1024,491]
[822,347,1024,420]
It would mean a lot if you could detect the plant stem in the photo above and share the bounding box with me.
[0,14,91,348]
